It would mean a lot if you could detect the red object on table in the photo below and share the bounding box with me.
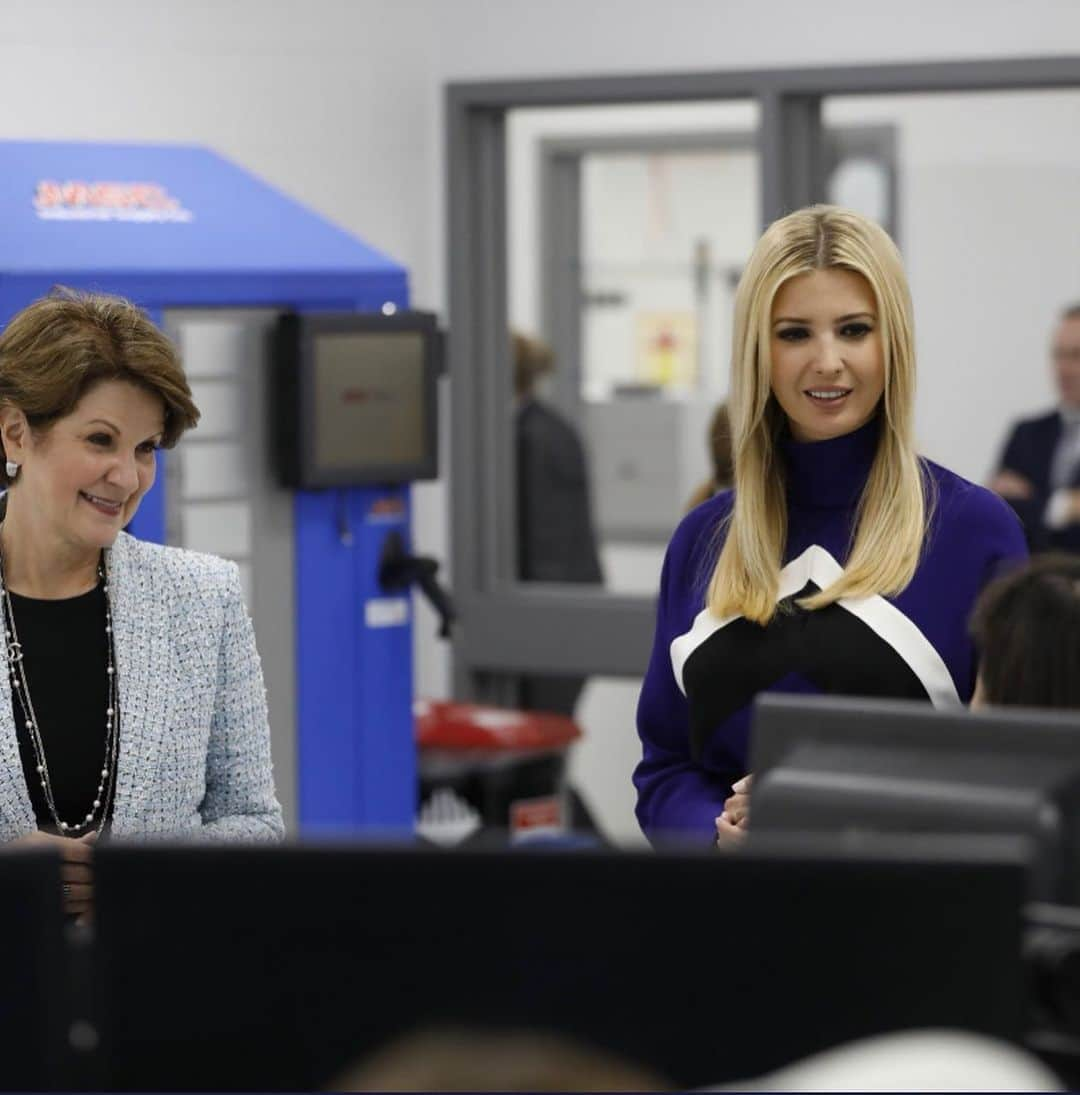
[414,699,581,752]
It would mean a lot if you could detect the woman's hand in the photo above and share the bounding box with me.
[715,774,753,848]
[10,830,97,917]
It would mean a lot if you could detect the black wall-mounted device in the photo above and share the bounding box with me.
[272,310,441,488]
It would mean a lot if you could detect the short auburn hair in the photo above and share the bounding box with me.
[0,288,199,485]
[970,554,1080,709]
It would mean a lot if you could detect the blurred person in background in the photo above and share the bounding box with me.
[970,553,1080,710]
[0,289,284,921]
[634,206,1028,849]
[684,402,734,511]
[333,1025,669,1092]
[514,332,603,717]
[990,304,1080,553]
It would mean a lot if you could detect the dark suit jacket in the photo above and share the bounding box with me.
[515,399,604,716]
[516,399,604,585]
[998,409,1080,553]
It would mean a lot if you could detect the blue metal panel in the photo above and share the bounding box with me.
[296,488,361,826]
[0,274,408,323]
[349,487,416,829]
[0,139,410,330]
[296,486,415,831]
[0,141,404,278]
[0,140,418,835]
[293,284,418,835]
[122,306,168,545]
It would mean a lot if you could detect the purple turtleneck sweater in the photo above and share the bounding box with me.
[633,419,1029,844]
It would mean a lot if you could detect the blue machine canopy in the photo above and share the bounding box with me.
[0,139,418,836]
[0,139,407,316]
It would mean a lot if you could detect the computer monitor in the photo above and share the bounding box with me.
[93,842,1025,1091]
[750,694,1080,903]
[272,311,440,488]
[0,850,67,1091]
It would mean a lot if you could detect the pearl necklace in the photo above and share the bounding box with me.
[0,552,120,836]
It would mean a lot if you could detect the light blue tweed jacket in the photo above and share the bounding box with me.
[0,532,285,842]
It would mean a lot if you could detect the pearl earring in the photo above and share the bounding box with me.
[5,461,19,480]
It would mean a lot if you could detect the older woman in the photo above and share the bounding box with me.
[0,289,283,917]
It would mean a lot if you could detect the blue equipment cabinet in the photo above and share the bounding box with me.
[0,140,420,832]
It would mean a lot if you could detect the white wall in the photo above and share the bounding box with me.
[0,0,441,301]
[434,0,1080,84]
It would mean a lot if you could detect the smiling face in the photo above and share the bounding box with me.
[769,267,886,443]
[2,379,165,553]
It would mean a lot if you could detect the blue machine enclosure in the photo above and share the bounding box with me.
[0,139,416,832]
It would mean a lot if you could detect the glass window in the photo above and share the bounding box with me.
[507,101,760,596]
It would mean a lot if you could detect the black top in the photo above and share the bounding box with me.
[10,583,112,832]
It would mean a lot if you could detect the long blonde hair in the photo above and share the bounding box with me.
[707,205,927,626]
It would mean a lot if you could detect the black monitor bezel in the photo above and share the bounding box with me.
[92,841,1027,1090]
[277,310,440,489]
[752,693,1080,777]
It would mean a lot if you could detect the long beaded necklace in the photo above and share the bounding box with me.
[0,550,120,835]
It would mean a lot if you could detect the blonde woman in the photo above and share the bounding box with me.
[633,206,1027,846]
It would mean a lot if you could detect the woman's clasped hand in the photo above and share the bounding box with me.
[715,774,752,847]
[10,828,96,918]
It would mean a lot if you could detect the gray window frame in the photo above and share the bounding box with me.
[446,57,1080,700]
[539,129,761,432]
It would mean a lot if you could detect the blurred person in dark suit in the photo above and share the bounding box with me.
[990,304,1080,553]
[514,333,603,716]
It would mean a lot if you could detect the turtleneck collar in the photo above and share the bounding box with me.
[781,414,882,510]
